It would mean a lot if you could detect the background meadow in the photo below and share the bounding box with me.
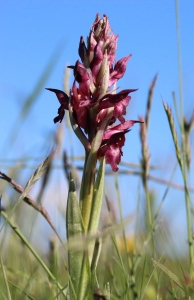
[1,1,194,299]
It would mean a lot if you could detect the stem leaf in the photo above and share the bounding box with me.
[66,173,84,299]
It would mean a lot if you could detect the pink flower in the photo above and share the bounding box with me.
[98,121,140,171]
[97,89,137,125]
[109,54,132,87]
[71,81,88,132]
[90,42,104,84]
[69,61,90,97]
[89,14,118,66]
[46,14,140,171]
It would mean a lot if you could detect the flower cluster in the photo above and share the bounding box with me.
[47,14,139,171]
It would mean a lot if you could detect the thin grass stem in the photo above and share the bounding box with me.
[0,211,66,297]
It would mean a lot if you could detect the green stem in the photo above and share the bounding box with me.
[80,152,97,231]
[182,171,193,277]
[145,185,152,232]
[175,0,193,277]
[79,149,89,213]
[80,108,113,231]
[0,253,12,300]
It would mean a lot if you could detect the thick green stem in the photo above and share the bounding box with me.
[80,152,97,231]
[77,109,113,300]
[80,108,113,231]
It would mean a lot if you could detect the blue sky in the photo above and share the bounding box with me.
[1,1,194,251]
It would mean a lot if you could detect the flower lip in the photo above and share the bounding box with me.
[53,108,65,123]
[97,130,126,172]
[46,88,69,123]
[97,119,142,172]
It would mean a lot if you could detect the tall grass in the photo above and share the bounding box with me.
[1,3,194,300]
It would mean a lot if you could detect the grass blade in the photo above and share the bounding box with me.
[152,258,194,297]
[0,253,12,300]
[88,158,105,265]
[8,150,56,221]
[0,211,66,297]
[0,170,64,246]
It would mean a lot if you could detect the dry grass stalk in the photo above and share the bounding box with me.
[36,151,54,205]
[145,74,158,129]
[0,171,64,246]
[139,116,150,187]
[183,114,194,170]
[163,102,183,169]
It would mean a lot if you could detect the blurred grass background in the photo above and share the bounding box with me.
[1,69,194,299]
[1,1,194,299]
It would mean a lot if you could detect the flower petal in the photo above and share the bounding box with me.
[54,105,65,123]
[98,131,126,172]
[109,54,132,87]
[46,88,69,108]
[90,42,104,83]
[46,88,69,123]
[78,36,88,67]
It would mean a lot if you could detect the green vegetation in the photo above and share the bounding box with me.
[1,3,194,300]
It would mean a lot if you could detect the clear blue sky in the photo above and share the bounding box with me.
[1,1,194,251]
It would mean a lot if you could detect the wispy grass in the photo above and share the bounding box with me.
[1,2,194,299]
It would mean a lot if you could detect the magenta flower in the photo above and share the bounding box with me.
[46,14,140,171]
[45,88,69,123]
[45,15,142,299]
[71,80,88,132]
[69,61,90,97]
[109,54,132,87]
[97,121,139,171]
